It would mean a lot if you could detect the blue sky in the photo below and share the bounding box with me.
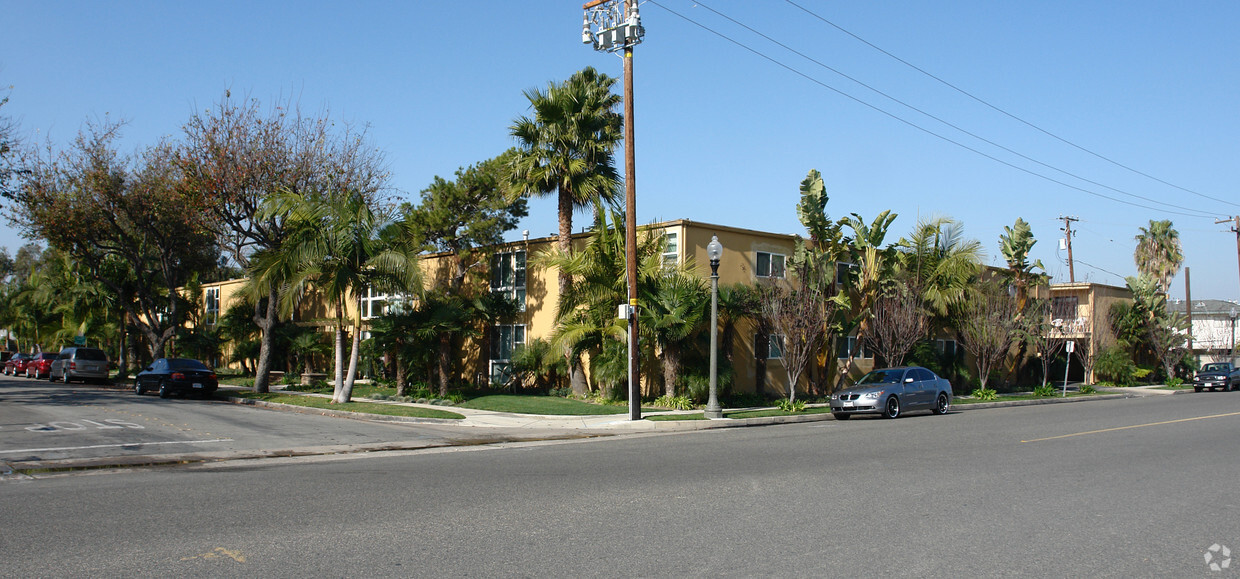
[2,1,1237,299]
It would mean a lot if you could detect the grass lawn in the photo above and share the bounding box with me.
[225,391,465,420]
[1154,384,1195,391]
[725,406,835,419]
[646,412,707,421]
[955,391,1104,404]
[460,395,641,415]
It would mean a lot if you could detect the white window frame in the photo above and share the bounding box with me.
[361,287,392,320]
[662,231,679,268]
[756,251,786,279]
[757,332,785,360]
[204,287,220,326]
[491,250,527,312]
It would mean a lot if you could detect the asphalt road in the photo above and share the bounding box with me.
[0,376,588,469]
[2,385,1238,577]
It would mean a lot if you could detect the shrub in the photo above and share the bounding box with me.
[1165,376,1184,387]
[1032,384,1057,397]
[651,395,693,410]
[971,388,998,401]
[726,392,768,408]
[1095,346,1137,387]
[1078,384,1097,394]
[547,386,572,398]
[777,398,806,413]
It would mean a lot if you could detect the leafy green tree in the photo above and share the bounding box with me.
[510,67,623,299]
[406,151,529,291]
[16,121,218,358]
[1133,220,1182,293]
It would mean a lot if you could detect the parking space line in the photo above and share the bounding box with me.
[1020,411,1240,443]
[0,439,234,455]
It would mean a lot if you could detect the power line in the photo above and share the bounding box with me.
[685,0,1219,219]
[783,0,1240,211]
[647,1,1221,219]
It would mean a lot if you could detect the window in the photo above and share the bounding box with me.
[489,324,526,385]
[491,251,527,312]
[361,287,390,320]
[835,262,856,290]
[204,287,220,325]
[934,339,957,358]
[756,333,784,360]
[756,252,786,279]
[835,336,872,360]
[662,232,678,268]
[1051,296,1079,322]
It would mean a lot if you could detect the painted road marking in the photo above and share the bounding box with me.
[1021,411,1240,443]
[0,439,234,455]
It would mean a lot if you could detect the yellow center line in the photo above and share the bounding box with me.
[1021,411,1240,443]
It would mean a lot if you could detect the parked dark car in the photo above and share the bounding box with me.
[4,352,31,376]
[1194,362,1237,392]
[25,352,59,379]
[134,358,219,399]
[829,366,953,420]
[50,347,110,384]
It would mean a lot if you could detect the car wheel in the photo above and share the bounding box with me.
[1226,382,1235,393]
[832,412,851,421]
[134,380,144,396]
[158,382,170,399]
[932,393,950,415]
[882,396,901,419]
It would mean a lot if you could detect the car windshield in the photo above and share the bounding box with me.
[1201,363,1231,372]
[169,359,210,371]
[857,369,904,385]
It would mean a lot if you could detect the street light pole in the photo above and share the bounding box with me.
[705,236,723,419]
[583,0,644,420]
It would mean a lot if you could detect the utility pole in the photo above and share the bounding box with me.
[1059,216,1079,283]
[1217,216,1240,299]
[583,0,644,420]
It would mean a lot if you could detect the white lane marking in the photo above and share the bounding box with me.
[0,439,234,455]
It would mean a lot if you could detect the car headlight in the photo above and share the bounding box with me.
[830,393,839,400]
[862,391,881,400]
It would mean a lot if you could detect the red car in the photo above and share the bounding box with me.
[4,353,32,376]
[25,352,59,379]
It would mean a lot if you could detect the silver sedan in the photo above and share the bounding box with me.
[829,366,953,420]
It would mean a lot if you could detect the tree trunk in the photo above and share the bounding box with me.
[662,345,679,399]
[252,290,278,393]
[437,334,451,398]
[395,349,408,397]
[342,322,360,403]
[332,302,345,403]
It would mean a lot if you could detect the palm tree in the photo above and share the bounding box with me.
[250,186,422,403]
[1133,219,1182,293]
[538,210,664,395]
[510,67,623,300]
[897,216,984,323]
[642,271,709,398]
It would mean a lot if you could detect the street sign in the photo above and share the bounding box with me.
[73,335,85,346]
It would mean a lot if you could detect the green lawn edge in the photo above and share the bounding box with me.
[461,394,652,415]
[227,391,465,420]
